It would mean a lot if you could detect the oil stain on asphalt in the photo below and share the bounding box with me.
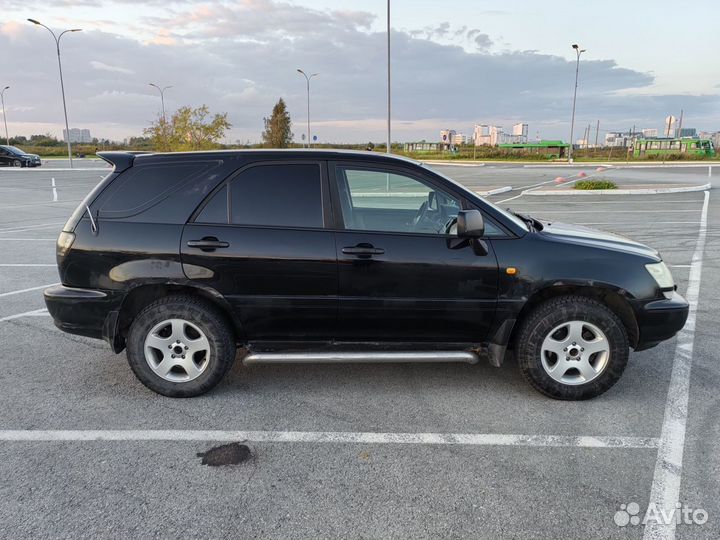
[197,442,252,466]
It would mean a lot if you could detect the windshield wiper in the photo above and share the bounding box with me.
[509,210,544,231]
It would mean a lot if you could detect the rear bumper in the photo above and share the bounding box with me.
[634,291,689,351]
[43,285,125,351]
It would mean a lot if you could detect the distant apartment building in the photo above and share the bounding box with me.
[511,123,529,143]
[473,122,528,146]
[473,124,490,146]
[642,128,658,138]
[452,133,468,146]
[678,128,697,138]
[473,125,505,146]
[63,128,92,143]
[604,131,641,148]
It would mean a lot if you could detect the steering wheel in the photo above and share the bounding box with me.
[411,200,430,229]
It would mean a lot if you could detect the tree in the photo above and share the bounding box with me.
[262,98,293,148]
[144,105,231,152]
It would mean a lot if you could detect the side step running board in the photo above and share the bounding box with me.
[242,351,480,365]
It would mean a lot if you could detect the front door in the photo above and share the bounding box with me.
[330,162,499,343]
[181,161,337,341]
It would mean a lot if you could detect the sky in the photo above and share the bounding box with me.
[1,0,719,144]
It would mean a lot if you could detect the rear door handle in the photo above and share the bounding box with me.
[187,237,229,251]
[342,245,385,257]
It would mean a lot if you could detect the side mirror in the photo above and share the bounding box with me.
[456,209,484,238]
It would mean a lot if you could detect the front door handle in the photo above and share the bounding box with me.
[342,244,385,257]
[187,237,229,251]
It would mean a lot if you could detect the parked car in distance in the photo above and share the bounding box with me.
[0,145,42,167]
[44,150,689,399]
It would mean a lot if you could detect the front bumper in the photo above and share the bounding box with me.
[44,285,125,351]
[634,291,689,351]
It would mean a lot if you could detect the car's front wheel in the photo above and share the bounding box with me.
[12,159,23,168]
[126,295,236,397]
[516,295,629,400]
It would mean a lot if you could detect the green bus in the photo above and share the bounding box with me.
[497,140,570,159]
[633,138,716,158]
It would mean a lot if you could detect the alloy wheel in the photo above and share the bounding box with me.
[144,318,211,382]
[540,320,610,385]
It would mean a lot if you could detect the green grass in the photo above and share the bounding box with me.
[574,179,618,190]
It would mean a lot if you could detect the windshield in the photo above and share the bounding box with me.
[3,146,26,155]
[422,164,529,232]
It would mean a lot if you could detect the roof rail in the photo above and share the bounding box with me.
[96,151,151,173]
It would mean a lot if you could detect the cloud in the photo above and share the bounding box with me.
[90,60,134,74]
[1,0,717,143]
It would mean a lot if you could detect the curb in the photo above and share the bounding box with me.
[421,160,485,167]
[528,183,711,196]
[477,186,513,196]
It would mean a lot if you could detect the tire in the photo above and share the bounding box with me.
[12,159,23,168]
[126,295,236,397]
[516,295,629,400]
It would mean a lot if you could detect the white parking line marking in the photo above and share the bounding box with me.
[51,177,58,202]
[0,430,661,448]
[643,190,709,540]
[532,210,698,214]
[0,308,49,323]
[507,200,703,205]
[577,222,700,226]
[0,201,76,210]
[0,283,58,298]
[0,222,64,234]
[0,264,56,267]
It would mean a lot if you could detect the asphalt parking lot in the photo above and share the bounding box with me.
[0,163,717,539]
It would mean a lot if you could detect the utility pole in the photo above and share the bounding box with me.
[676,109,684,138]
[1,86,9,146]
[296,69,318,148]
[28,19,81,168]
[567,44,586,162]
[586,123,591,149]
[595,119,600,148]
[386,0,391,154]
[148,83,173,122]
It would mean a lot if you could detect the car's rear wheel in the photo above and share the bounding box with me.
[126,295,236,397]
[12,159,22,168]
[516,295,629,400]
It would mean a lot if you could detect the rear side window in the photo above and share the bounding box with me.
[97,162,211,218]
[228,164,323,228]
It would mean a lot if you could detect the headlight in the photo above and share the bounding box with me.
[645,261,674,289]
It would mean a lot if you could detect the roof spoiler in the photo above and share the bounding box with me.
[97,151,151,173]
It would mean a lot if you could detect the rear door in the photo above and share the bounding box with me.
[330,162,499,343]
[181,160,337,341]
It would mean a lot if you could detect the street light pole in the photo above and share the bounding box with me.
[28,19,81,168]
[1,86,9,146]
[386,0,391,154]
[296,69,318,148]
[568,43,585,163]
[148,83,173,122]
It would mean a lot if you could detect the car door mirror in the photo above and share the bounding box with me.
[456,209,484,238]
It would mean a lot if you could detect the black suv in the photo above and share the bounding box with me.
[0,145,42,167]
[44,150,688,399]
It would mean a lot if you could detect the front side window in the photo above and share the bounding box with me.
[229,163,323,228]
[335,166,460,235]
